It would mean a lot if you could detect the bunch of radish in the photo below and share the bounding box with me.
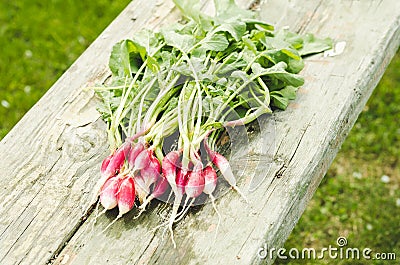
[95,139,168,218]
[91,0,332,246]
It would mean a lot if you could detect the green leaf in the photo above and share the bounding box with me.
[213,20,247,41]
[162,30,196,53]
[254,62,304,87]
[109,39,146,77]
[133,29,160,55]
[200,33,229,52]
[278,86,298,100]
[270,93,289,110]
[275,29,304,50]
[244,19,274,32]
[173,0,213,31]
[298,33,333,56]
[269,86,298,110]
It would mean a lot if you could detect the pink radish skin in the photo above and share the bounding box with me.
[174,162,204,228]
[203,166,218,195]
[141,152,161,188]
[185,163,205,198]
[162,151,181,194]
[204,140,248,202]
[103,141,131,178]
[91,141,131,204]
[151,176,169,198]
[127,142,145,169]
[137,175,169,213]
[101,154,113,175]
[175,168,188,196]
[210,152,236,187]
[99,176,121,210]
[117,177,136,216]
[134,149,151,172]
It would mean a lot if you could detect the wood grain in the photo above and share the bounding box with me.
[0,0,399,264]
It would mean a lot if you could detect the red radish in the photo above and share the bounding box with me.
[133,149,151,172]
[101,154,113,175]
[103,141,131,178]
[99,176,121,210]
[203,165,218,195]
[141,152,161,188]
[151,175,169,198]
[173,162,205,225]
[175,167,189,196]
[127,142,145,169]
[91,141,131,204]
[204,139,248,202]
[162,151,181,194]
[117,176,136,216]
[101,175,136,233]
[185,163,205,198]
[136,175,169,218]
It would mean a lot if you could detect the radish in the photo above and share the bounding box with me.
[133,149,151,172]
[117,176,136,216]
[162,151,181,194]
[100,154,113,175]
[135,175,170,219]
[203,165,218,195]
[185,162,204,198]
[102,175,136,232]
[127,142,145,169]
[104,141,130,177]
[204,139,248,202]
[173,162,205,224]
[99,176,121,210]
[151,175,169,199]
[141,150,161,188]
[175,167,188,196]
[91,141,131,204]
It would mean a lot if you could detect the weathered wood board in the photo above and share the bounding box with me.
[0,0,399,264]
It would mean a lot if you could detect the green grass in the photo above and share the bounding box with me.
[0,0,131,138]
[0,1,399,264]
[276,51,400,264]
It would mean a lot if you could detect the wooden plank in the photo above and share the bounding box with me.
[52,0,400,264]
[0,1,398,265]
[0,0,182,264]
[0,0,254,264]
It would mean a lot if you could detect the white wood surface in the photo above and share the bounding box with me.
[0,0,399,264]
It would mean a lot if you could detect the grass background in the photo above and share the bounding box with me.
[0,1,398,264]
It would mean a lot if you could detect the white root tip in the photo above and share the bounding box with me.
[138,195,154,210]
[209,194,222,241]
[174,198,195,223]
[233,185,249,203]
[168,196,181,248]
[101,215,120,234]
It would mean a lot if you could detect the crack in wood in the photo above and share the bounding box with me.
[297,1,323,34]
[0,211,40,263]
[274,118,312,179]
[134,233,157,264]
[47,202,98,265]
